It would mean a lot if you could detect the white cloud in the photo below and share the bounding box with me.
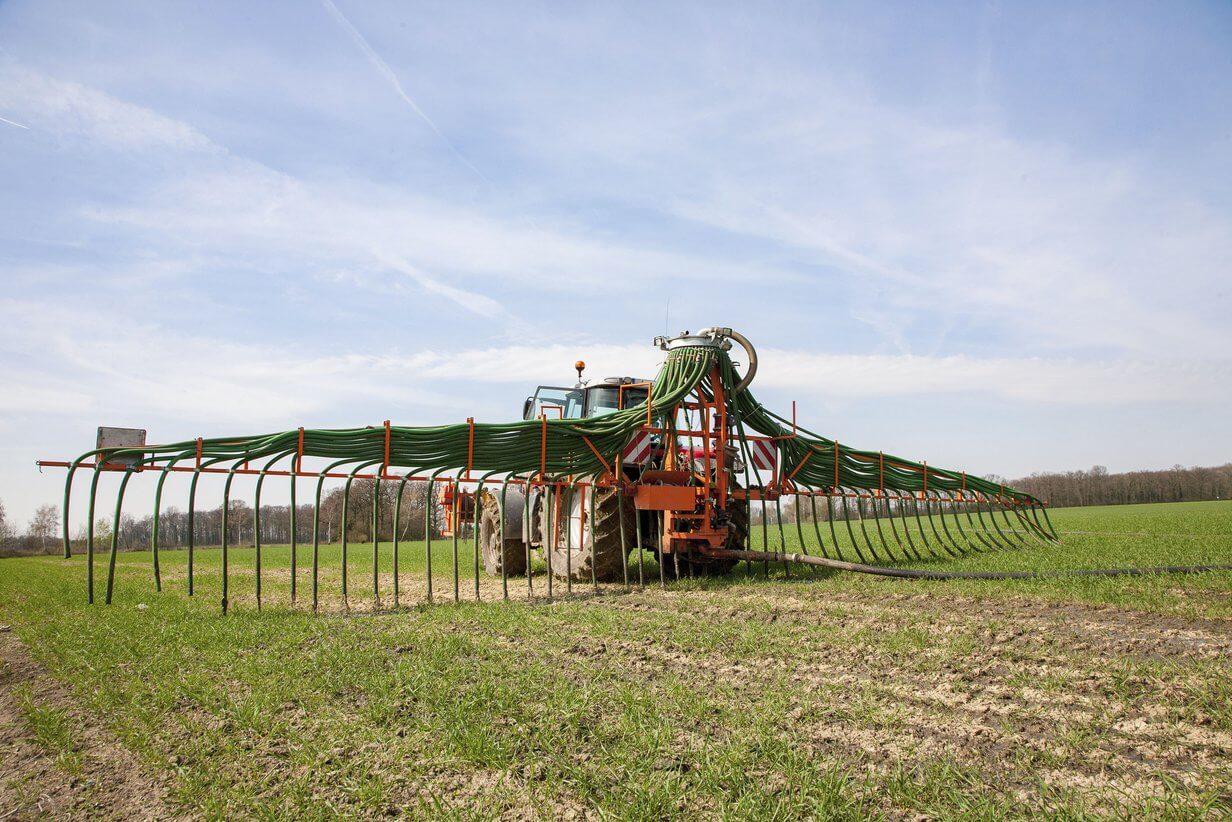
[757,350,1229,406]
[0,62,216,152]
[505,70,1232,360]
[2,298,1217,444]
[80,160,802,315]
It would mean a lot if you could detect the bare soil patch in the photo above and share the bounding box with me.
[566,588,1232,810]
[0,628,184,821]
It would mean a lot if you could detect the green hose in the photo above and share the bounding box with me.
[62,341,1061,605]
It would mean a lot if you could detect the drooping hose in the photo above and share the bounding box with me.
[709,326,757,394]
[713,549,1232,580]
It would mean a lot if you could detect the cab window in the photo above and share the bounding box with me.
[585,385,648,417]
[527,386,584,420]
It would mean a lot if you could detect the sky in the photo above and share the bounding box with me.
[1,0,1230,528]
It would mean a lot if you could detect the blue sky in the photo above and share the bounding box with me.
[1,1,1230,526]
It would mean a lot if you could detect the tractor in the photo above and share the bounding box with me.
[41,326,1064,612]
[473,341,752,582]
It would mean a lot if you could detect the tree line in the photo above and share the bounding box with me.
[746,463,1230,523]
[1005,463,1232,509]
[0,480,438,557]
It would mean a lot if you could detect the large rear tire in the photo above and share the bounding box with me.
[478,489,527,577]
[541,483,632,582]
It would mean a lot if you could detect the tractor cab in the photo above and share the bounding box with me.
[522,375,649,421]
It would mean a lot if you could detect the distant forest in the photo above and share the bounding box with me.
[0,480,437,557]
[1006,463,1232,509]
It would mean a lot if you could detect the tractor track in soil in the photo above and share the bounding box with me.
[544,588,1232,810]
[0,630,184,821]
[2,578,1230,816]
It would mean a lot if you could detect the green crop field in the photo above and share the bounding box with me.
[1,501,1230,819]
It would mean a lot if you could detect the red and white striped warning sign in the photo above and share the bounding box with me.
[622,431,655,465]
[746,439,777,475]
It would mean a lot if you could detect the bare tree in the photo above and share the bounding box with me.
[0,498,12,541]
[93,517,113,547]
[28,504,60,553]
[1013,463,1232,508]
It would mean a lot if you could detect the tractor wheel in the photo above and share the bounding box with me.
[541,484,632,582]
[478,489,527,577]
[658,498,747,579]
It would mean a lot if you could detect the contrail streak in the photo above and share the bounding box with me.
[320,0,487,181]
[0,115,30,130]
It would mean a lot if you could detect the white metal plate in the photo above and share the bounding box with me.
[96,426,146,466]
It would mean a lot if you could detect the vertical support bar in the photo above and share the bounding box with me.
[793,492,811,569]
[947,490,987,552]
[525,478,534,600]
[826,491,844,562]
[466,417,475,479]
[907,491,939,558]
[472,481,482,602]
[373,472,381,607]
[221,469,234,615]
[867,491,895,561]
[774,493,789,578]
[882,490,917,561]
[86,468,100,603]
[151,462,178,593]
[1040,505,1058,541]
[761,491,770,577]
[62,461,78,560]
[393,472,413,609]
[565,482,573,596]
[254,473,263,611]
[975,492,1011,550]
[341,478,351,607]
[452,479,460,603]
[961,490,999,552]
[854,493,883,563]
[634,499,645,590]
[427,468,451,605]
[545,482,554,602]
[839,491,868,563]
[292,427,303,603]
[539,415,547,479]
[833,441,840,489]
[474,476,495,602]
[425,476,435,604]
[807,491,829,560]
[500,480,510,601]
[617,476,629,592]
[383,420,391,478]
[588,481,598,594]
[891,489,927,559]
[657,510,667,588]
[187,465,201,597]
[929,490,967,555]
[312,475,322,611]
[104,469,133,605]
[920,489,960,557]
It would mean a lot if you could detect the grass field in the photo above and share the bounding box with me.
[1,501,1230,818]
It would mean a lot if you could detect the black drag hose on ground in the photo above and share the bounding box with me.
[712,549,1232,580]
